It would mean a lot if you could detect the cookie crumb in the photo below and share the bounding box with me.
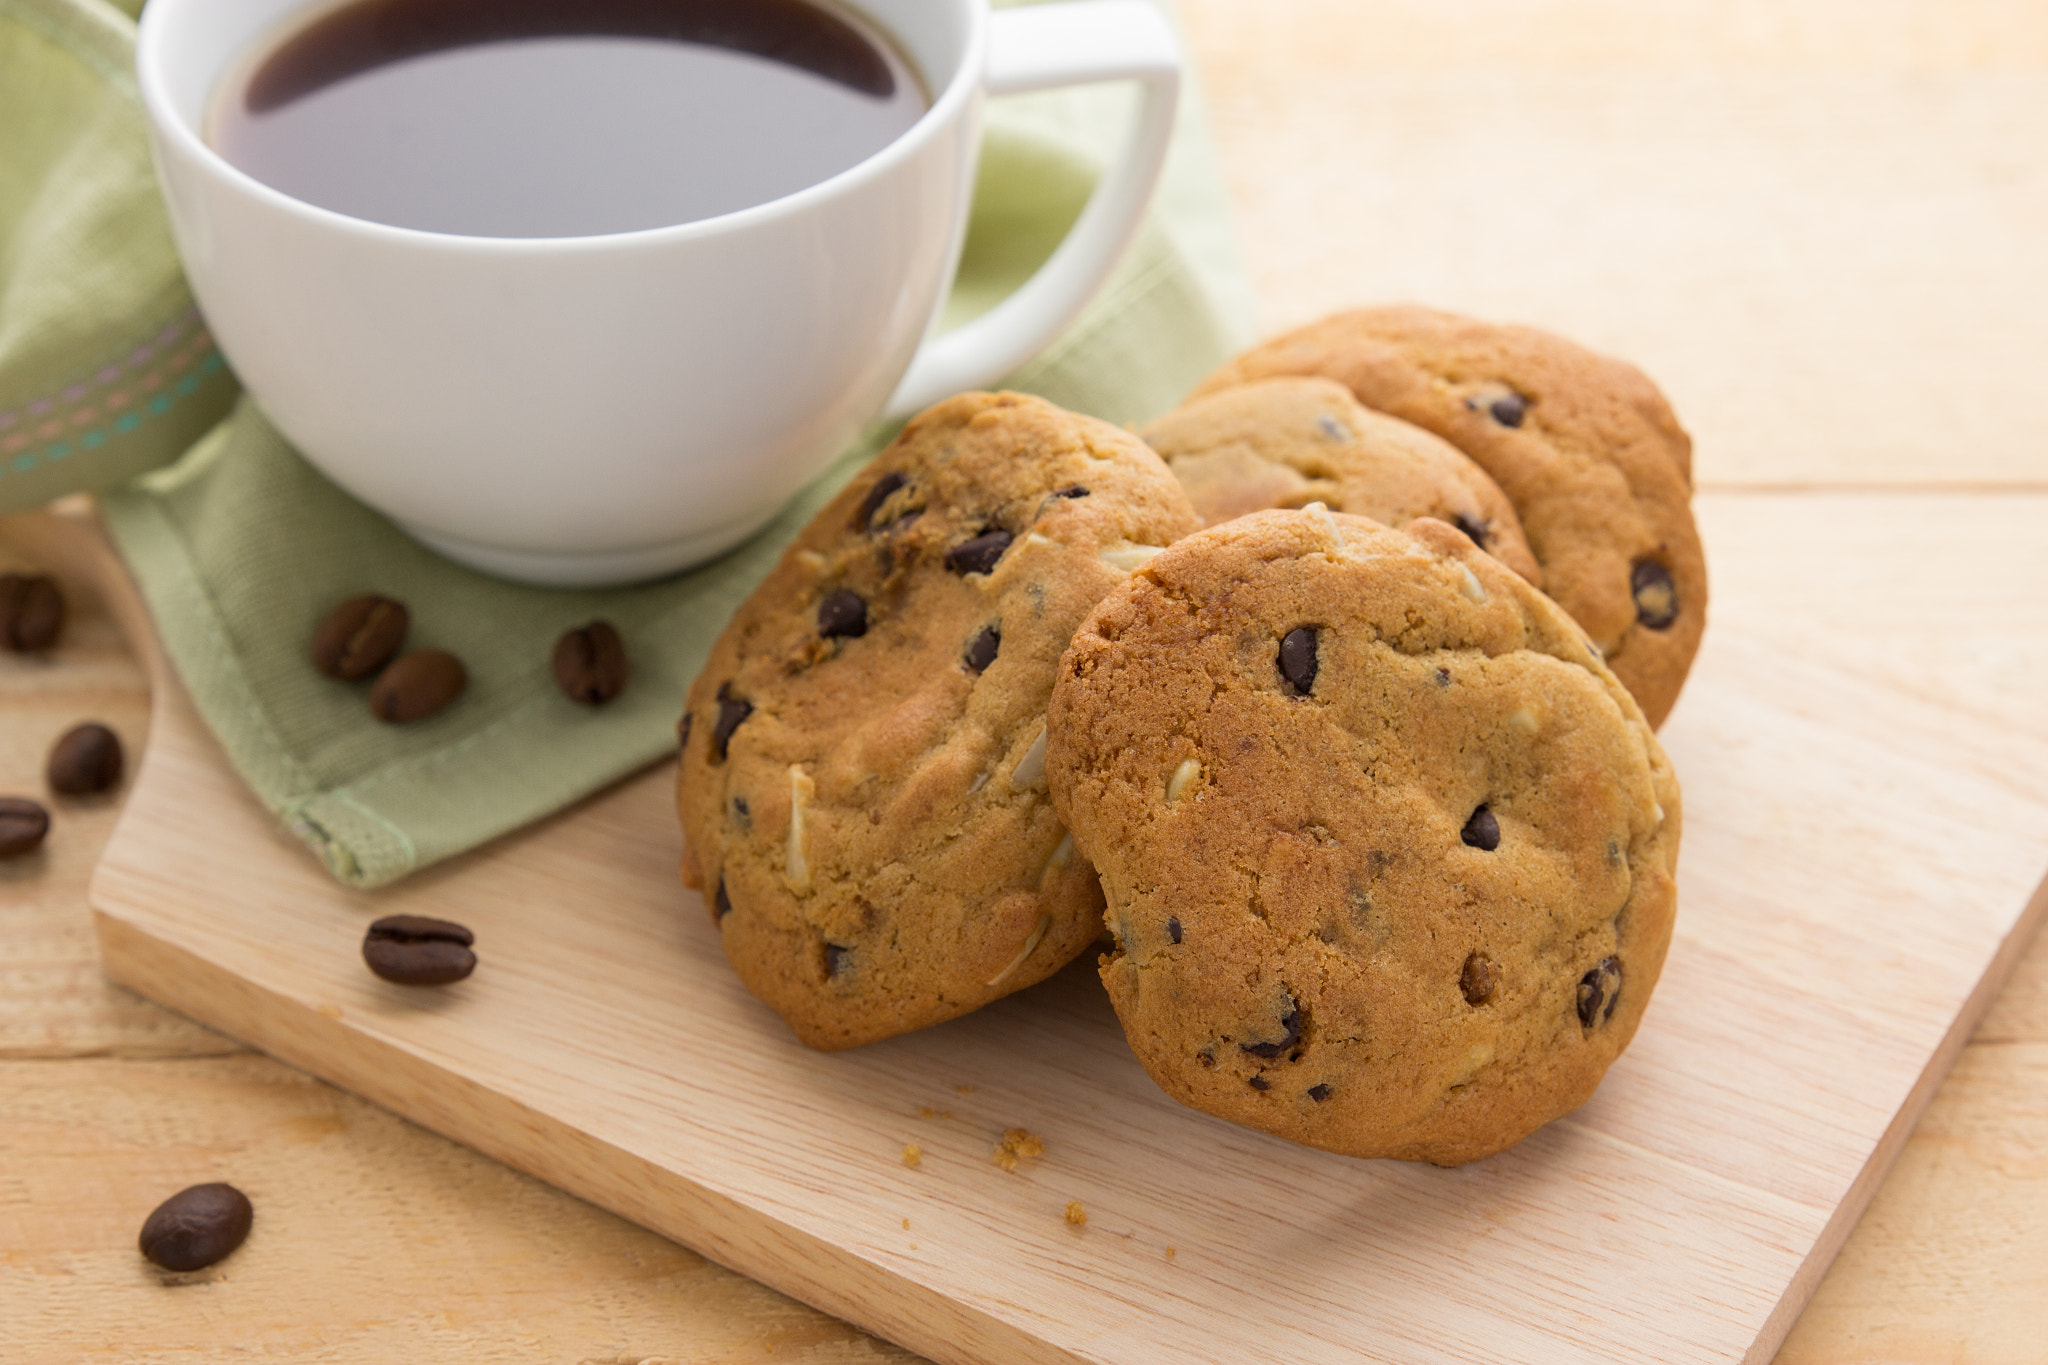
[1064,1201,1087,1226]
[917,1106,953,1120]
[991,1128,1044,1171]
[955,1084,975,1095]
[1165,1246,1177,1260]
[901,1144,922,1169]
[902,1218,911,1230]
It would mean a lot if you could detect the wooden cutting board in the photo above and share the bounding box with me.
[78,491,2048,1365]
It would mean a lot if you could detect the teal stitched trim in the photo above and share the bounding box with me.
[0,310,222,480]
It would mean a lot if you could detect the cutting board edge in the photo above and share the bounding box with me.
[87,898,1096,1365]
[1743,864,2048,1364]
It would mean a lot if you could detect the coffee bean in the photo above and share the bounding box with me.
[1166,916,1182,945]
[855,470,909,530]
[713,879,732,920]
[46,722,123,796]
[0,796,51,858]
[1461,805,1500,851]
[963,624,1000,674]
[139,1182,253,1272]
[362,914,476,985]
[1248,1074,1271,1091]
[1576,955,1624,1027]
[552,620,628,704]
[824,943,849,977]
[816,590,868,640]
[369,649,466,723]
[1459,952,1499,1005]
[0,572,65,652]
[944,528,1012,576]
[311,594,408,680]
[710,682,752,762]
[1278,626,1318,695]
[1451,513,1490,549]
[1631,559,1678,630]
[1307,1083,1333,1103]
[1240,998,1303,1059]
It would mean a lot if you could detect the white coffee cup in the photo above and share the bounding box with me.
[137,0,1180,586]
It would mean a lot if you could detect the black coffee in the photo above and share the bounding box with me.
[209,0,926,237]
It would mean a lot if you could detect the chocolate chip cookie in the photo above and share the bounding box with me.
[1142,375,1541,586]
[1046,507,1680,1164]
[1191,306,1704,727]
[678,391,1200,1049]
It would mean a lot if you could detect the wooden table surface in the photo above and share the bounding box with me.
[5,1,2046,1360]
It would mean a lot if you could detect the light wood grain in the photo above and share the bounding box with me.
[7,0,2048,1358]
[1180,0,2048,490]
[50,482,2046,1364]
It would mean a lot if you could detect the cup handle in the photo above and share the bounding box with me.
[881,0,1182,420]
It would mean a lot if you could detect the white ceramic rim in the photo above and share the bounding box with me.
[134,0,986,255]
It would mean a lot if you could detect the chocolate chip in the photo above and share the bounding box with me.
[1461,805,1500,851]
[728,795,751,829]
[1631,559,1678,630]
[1240,998,1303,1059]
[678,711,694,751]
[138,1182,252,1272]
[711,683,752,762]
[713,879,732,920]
[1460,952,1499,1005]
[817,589,868,639]
[311,594,409,680]
[1451,513,1490,548]
[945,528,1012,576]
[1166,916,1182,945]
[0,572,64,651]
[1576,956,1624,1027]
[1307,1083,1332,1103]
[552,620,628,704]
[1197,1049,1215,1069]
[1051,485,1089,499]
[1315,414,1350,441]
[855,471,909,530]
[362,914,476,985]
[369,649,466,723]
[1435,667,1451,687]
[1248,1075,1271,1091]
[824,943,850,977]
[0,796,51,858]
[1278,626,1318,696]
[963,624,1000,674]
[46,722,124,796]
[1486,393,1527,427]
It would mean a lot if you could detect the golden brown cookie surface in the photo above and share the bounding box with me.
[677,392,1199,1049]
[1142,376,1541,586]
[1192,306,1704,727]
[1046,508,1680,1164]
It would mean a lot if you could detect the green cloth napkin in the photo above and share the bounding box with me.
[0,0,236,511]
[8,0,1252,887]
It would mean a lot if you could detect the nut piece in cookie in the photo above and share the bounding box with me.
[1142,376,1541,587]
[677,391,1201,1049]
[1046,507,1681,1164]
[1190,306,1705,728]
